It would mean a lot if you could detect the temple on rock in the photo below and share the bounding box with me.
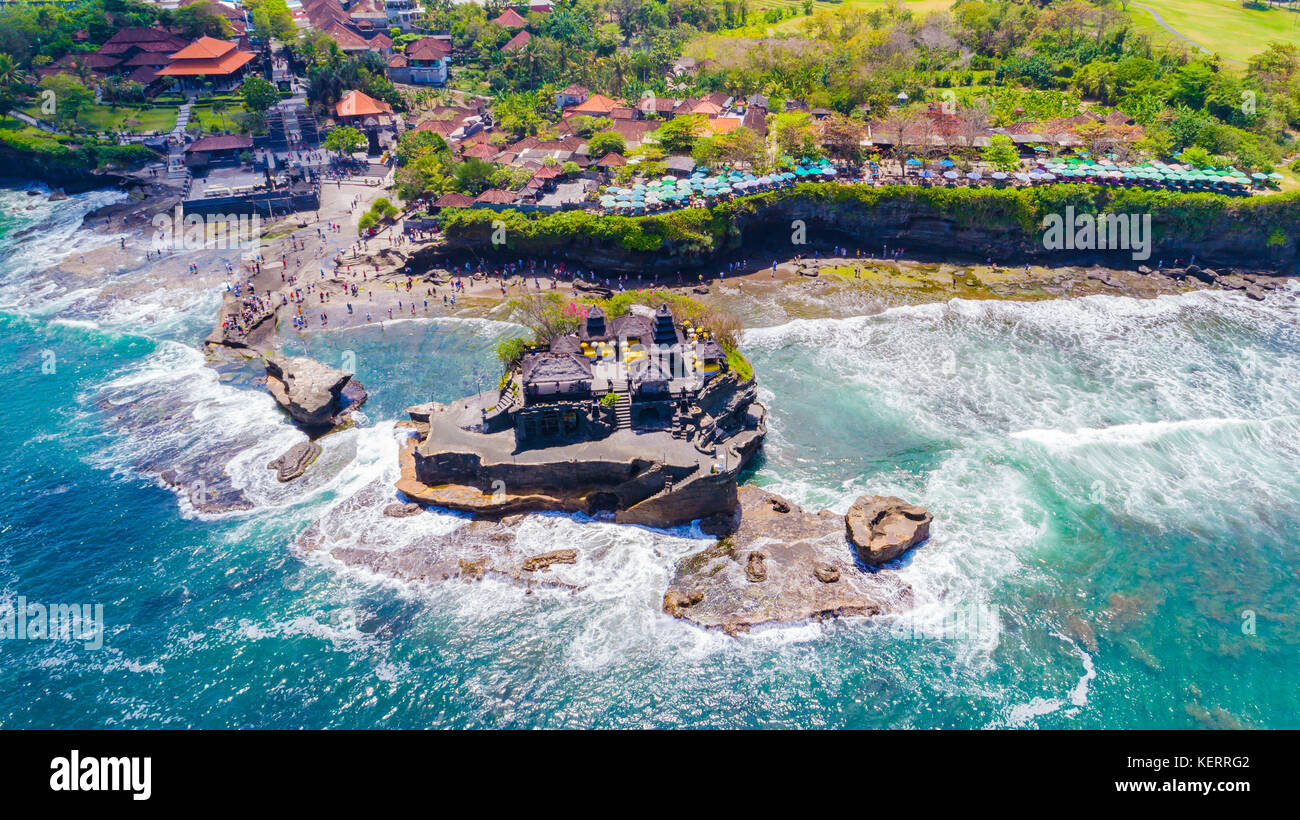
[397,301,765,528]
[507,304,731,447]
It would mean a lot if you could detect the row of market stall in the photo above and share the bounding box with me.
[597,161,839,212]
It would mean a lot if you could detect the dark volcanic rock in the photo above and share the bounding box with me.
[266,441,321,482]
[663,487,913,634]
[845,496,933,566]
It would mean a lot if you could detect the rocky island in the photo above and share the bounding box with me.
[396,300,766,528]
[290,292,935,634]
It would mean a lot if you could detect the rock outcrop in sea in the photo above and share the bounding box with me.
[397,369,766,528]
[845,496,934,566]
[263,353,367,434]
[661,486,926,634]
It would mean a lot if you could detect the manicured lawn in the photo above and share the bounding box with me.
[1127,0,1300,64]
[22,102,177,134]
[188,100,250,135]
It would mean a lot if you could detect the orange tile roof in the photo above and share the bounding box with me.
[157,37,254,76]
[336,89,392,118]
[170,36,235,60]
[708,117,743,135]
[566,93,619,116]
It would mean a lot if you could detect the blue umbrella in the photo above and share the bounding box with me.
[943,171,959,180]
[940,159,955,168]
[905,158,922,166]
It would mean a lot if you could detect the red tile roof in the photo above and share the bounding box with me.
[414,119,455,136]
[461,143,497,159]
[491,9,528,28]
[434,192,475,208]
[405,36,451,62]
[474,189,517,204]
[566,93,619,116]
[503,30,531,51]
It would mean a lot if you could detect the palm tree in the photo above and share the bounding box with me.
[0,54,19,88]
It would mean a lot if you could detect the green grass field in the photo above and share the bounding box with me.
[1127,0,1300,64]
[724,0,955,34]
[188,100,249,135]
[21,102,176,134]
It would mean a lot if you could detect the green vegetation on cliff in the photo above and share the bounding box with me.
[0,121,156,177]
[442,182,1298,261]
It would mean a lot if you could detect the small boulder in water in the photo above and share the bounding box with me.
[264,353,364,432]
[845,496,933,566]
[813,562,840,583]
[383,502,423,518]
[267,441,321,482]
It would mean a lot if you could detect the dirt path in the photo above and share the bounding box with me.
[1129,3,1245,65]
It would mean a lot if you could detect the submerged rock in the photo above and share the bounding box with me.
[845,496,933,566]
[266,441,321,482]
[522,549,577,572]
[383,502,423,518]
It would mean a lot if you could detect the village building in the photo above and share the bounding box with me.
[385,0,421,31]
[184,134,254,169]
[491,8,529,28]
[156,36,256,90]
[388,37,451,85]
[555,84,589,110]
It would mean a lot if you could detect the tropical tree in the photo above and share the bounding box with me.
[651,114,706,154]
[241,76,280,114]
[981,134,1020,171]
[322,125,367,155]
[586,130,626,156]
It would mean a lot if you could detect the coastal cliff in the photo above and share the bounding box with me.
[432,183,1299,274]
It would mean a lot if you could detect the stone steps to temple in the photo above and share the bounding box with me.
[614,394,631,429]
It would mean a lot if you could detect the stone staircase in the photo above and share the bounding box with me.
[613,392,631,430]
[166,102,192,182]
[494,380,519,413]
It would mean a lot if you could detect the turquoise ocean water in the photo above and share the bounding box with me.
[0,184,1296,728]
